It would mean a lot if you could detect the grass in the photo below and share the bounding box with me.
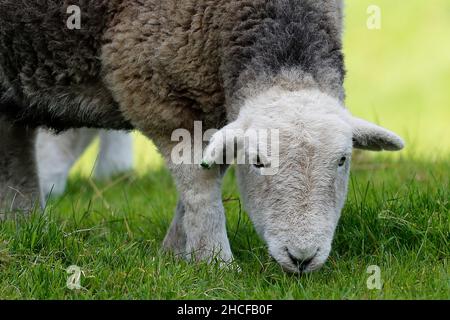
[0,0,449,299]
[0,156,448,299]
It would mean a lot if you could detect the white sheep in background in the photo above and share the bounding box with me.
[36,129,134,202]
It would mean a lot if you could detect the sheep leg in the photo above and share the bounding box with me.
[162,200,187,256]
[36,128,98,203]
[94,130,134,179]
[0,119,39,218]
[167,164,233,264]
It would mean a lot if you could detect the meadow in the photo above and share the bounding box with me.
[0,0,448,299]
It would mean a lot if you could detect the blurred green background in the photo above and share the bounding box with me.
[75,0,450,175]
[345,0,450,158]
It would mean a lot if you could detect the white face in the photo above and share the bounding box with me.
[204,88,404,273]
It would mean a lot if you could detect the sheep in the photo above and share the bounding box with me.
[36,129,134,203]
[0,0,404,273]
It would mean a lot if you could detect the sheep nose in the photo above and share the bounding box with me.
[286,248,318,272]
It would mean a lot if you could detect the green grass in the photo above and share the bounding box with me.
[0,157,448,299]
[0,0,449,299]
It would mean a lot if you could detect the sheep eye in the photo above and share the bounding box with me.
[338,156,347,167]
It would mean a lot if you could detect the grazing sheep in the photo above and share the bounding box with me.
[0,0,404,273]
[36,129,134,203]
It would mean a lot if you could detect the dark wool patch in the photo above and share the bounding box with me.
[0,0,131,130]
[221,0,345,97]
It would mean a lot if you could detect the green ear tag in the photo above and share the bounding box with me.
[201,161,211,169]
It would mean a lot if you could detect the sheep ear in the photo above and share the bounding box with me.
[351,117,405,151]
[201,121,243,169]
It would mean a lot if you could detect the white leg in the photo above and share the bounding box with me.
[163,200,187,257]
[153,134,233,264]
[35,128,97,202]
[158,135,233,264]
[178,165,232,263]
[94,130,134,180]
